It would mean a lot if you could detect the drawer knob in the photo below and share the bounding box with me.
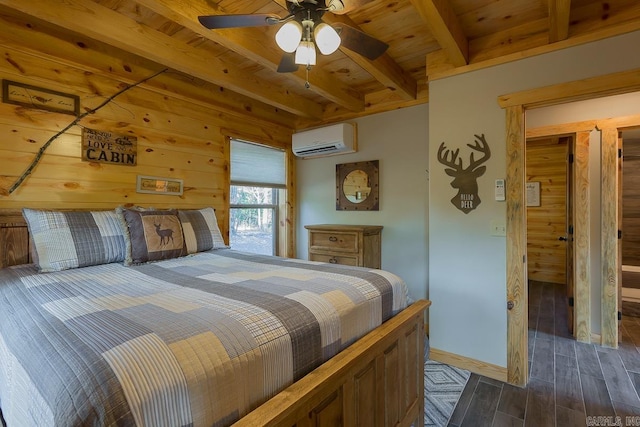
[329,236,338,242]
[329,257,338,264]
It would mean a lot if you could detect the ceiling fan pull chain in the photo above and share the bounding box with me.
[305,65,311,89]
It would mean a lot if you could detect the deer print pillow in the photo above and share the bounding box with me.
[178,207,228,254]
[119,208,186,265]
[22,208,126,272]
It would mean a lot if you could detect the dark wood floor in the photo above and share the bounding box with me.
[448,280,640,427]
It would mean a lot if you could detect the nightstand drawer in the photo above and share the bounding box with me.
[305,225,382,269]
[309,231,358,253]
[309,253,358,266]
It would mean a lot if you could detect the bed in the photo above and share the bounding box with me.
[0,208,429,427]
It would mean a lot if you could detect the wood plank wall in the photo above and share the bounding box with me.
[623,139,640,266]
[0,16,294,244]
[526,137,568,284]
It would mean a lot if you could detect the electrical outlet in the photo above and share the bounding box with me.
[491,220,506,236]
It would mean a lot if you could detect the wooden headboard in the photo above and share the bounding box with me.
[0,210,31,269]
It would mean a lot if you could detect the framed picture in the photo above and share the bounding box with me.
[136,175,183,196]
[336,160,379,211]
[2,80,80,116]
[526,181,541,207]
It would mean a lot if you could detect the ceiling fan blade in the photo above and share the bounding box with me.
[337,24,388,60]
[198,14,280,29]
[277,52,300,73]
[326,0,374,15]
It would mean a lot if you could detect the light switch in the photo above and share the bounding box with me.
[491,220,506,236]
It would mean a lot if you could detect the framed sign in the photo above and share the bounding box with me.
[336,160,379,211]
[2,80,79,116]
[136,175,183,196]
[82,128,137,166]
[526,181,541,207]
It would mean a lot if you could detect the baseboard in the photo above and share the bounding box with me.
[429,347,507,383]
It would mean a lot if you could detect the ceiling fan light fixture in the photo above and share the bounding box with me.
[314,23,341,55]
[294,41,317,66]
[275,21,302,53]
[325,0,345,13]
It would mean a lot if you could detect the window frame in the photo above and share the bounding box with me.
[228,137,291,257]
[229,183,280,255]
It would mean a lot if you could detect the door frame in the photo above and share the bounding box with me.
[499,67,640,386]
[566,135,575,336]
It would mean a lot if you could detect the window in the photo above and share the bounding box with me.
[230,139,285,256]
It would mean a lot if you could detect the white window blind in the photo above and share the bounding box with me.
[230,139,285,187]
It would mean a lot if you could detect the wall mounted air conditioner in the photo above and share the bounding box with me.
[292,123,357,158]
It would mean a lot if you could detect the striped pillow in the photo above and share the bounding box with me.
[178,207,227,254]
[22,208,126,272]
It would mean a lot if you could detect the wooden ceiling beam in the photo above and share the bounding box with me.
[548,0,572,43]
[470,19,549,63]
[409,0,468,67]
[0,10,296,131]
[272,0,417,101]
[318,79,429,126]
[430,14,640,81]
[136,0,365,112]
[0,0,323,119]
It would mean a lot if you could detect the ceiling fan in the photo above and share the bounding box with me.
[198,0,389,74]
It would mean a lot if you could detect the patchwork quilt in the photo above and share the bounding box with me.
[0,249,408,427]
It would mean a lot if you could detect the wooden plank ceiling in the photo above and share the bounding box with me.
[0,0,639,130]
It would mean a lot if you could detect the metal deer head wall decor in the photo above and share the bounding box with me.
[437,134,491,214]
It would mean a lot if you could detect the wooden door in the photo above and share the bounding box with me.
[618,131,623,342]
[566,136,575,335]
[526,137,569,285]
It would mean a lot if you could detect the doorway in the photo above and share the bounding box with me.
[525,136,574,335]
[621,130,640,317]
[500,73,640,386]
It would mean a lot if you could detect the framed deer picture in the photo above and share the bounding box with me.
[437,134,491,214]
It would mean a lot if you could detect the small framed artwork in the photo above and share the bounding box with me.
[336,160,379,211]
[2,80,80,116]
[136,175,183,196]
[526,181,541,207]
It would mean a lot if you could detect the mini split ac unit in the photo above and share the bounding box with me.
[292,123,357,158]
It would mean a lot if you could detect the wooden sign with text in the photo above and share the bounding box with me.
[82,128,137,166]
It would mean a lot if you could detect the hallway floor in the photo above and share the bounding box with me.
[448,280,640,427]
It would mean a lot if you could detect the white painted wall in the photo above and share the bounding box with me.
[429,30,640,367]
[296,104,429,301]
[526,92,640,129]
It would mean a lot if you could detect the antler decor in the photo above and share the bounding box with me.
[437,133,491,214]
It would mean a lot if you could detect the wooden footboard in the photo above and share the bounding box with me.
[236,299,431,427]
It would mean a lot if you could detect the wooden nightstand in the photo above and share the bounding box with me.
[305,224,382,268]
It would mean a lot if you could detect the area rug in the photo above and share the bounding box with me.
[424,359,470,427]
